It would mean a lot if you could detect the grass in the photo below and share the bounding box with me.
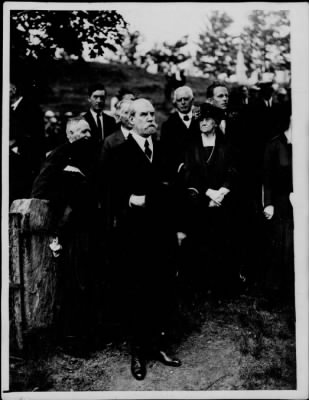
[9,293,296,391]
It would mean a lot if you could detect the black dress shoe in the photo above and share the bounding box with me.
[157,350,182,367]
[131,355,147,380]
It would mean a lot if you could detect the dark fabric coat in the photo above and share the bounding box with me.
[263,134,293,213]
[31,138,98,222]
[263,133,294,296]
[160,111,199,180]
[83,110,117,144]
[176,128,240,295]
[95,127,128,232]
[178,129,238,231]
[31,137,100,340]
[104,133,178,349]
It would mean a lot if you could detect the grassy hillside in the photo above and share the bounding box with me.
[40,60,211,129]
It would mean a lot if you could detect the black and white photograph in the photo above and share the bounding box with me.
[1,2,308,399]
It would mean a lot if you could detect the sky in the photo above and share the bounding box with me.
[100,2,291,53]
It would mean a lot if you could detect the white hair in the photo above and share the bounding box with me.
[66,116,86,135]
[173,86,194,103]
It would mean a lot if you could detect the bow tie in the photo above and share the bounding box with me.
[183,115,190,122]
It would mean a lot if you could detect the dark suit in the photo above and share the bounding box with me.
[105,134,178,353]
[96,126,128,231]
[263,134,294,298]
[160,111,198,181]
[83,110,117,144]
[10,96,46,202]
[224,99,285,290]
[31,138,99,344]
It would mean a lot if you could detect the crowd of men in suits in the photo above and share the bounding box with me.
[9,78,292,380]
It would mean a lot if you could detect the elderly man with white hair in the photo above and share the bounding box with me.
[160,85,198,181]
[102,98,181,380]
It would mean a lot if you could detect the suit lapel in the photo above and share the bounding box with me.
[127,134,150,165]
[84,111,100,141]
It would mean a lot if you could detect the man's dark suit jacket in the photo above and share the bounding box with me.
[160,111,198,181]
[250,98,283,143]
[230,99,285,201]
[105,134,177,343]
[95,126,127,229]
[31,138,100,339]
[31,138,98,227]
[107,134,169,228]
[263,133,293,216]
[83,110,117,144]
[99,126,126,157]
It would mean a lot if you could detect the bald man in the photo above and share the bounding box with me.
[103,98,181,380]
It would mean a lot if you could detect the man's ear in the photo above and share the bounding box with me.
[129,114,135,125]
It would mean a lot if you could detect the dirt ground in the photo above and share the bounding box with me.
[9,292,296,393]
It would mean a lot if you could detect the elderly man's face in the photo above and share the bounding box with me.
[67,120,91,143]
[88,89,106,113]
[130,99,157,137]
[175,89,193,114]
[210,86,229,110]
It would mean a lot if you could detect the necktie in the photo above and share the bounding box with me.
[96,113,103,140]
[183,115,189,122]
[144,139,152,160]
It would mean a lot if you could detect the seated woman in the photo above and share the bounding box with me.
[263,110,294,301]
[176,103,240,299]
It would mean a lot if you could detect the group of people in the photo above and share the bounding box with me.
[9,79,294,380]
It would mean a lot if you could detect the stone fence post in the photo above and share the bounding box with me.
[9,198,59,351]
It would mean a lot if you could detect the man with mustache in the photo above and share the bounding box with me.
[104,98,181,380]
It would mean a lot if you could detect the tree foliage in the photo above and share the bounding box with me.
[10,10,128,62]
[240,10,290,75]
[119,29,144,65]
[195,11,236,78]
[195,10,290,79]
[145,36,191,71]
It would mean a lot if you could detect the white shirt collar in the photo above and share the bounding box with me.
[177,110,193,128]
[90,108,103,121]
[11,96,23,111]
[131,132,153,161]
[121,126,131,139]
[178,110,193,120]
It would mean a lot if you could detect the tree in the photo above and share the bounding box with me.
[240,10,290,76]
[119,29,144,65]
[195,11,236,78]
[10,10,128,63]
[145,35,191,73]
